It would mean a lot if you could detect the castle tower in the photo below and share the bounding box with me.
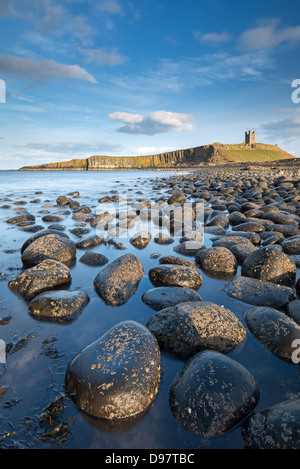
[245,130,255,147]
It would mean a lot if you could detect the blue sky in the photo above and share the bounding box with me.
[0,0,300,169]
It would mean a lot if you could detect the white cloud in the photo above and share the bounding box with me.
[109,110,196,135]
[79,47,128,66]
[194,31,233,45]
[239,19,300,51]
[96,0,123,15]
[109,111,144,124]
[0,54,97,83]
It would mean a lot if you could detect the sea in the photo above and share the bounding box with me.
[0,169,299,450]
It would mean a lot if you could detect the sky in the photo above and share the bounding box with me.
[0,0,300,170]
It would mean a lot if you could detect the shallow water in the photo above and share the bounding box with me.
[0,169,299,449]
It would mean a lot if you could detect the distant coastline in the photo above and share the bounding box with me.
[18,142,296,171]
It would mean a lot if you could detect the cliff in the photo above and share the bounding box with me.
[18,142,295,171]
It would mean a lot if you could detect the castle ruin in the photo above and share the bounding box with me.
[245,130,256,147]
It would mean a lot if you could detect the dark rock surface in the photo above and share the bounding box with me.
[148,264,202,290]
[195,246,237,279]
[21,233,76,267]
[94,254,144,306]
[79,251,109,266]
[28,290,89,321]
[141,287,201,311]
[146,301,246,358]
[65,320,161,419]
[169,350,260,437]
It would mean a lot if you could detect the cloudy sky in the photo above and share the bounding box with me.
[0,0,300,169]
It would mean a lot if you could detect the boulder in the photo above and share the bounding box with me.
[169,350,260,437]
[28,290,89,321]
[195,246,237,279]
[65,320,161,419]
[241,246,296,285]
[245,306,300,363]
[8,259,71,301]
[224,276,295,307]
[148,264,202,290]
[146,301,246,358]
[130,231,151,249]
[94,254,144,306]
[79,251,109,266]
[242,398,300,449]
[141,287,201,311]
[21,233,76,267]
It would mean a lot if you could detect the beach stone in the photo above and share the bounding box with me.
[42,214,64,222]
[69,227,91,237]
[168,191,186,205]
[205,210,229,229]
[47,223,66,231]
[20,229,69,253]
[212,235,254,250]
[169,350,260,437]
[19,224,45,233]
[281,236,300,254]
[245,306,300,363]
[286,300,300,325]
[147,301,246,358]
[148,264,202,290]
[230,243,257,264]
[141,287,201,311]
[90,212,114,228]
[173,240,204,257]
[6,212,35,224]
[75,234,105,249]
[79,251,109,266]
[21,233,76,267]
[224,276,295,307]
[94,254,144,306]
[56,195,71,205]
[231,222,265,233]
[8,259,71,301]
[65,320,161,419]
[195,247,237,279]
[154,233,174,245]
[267,224,300,237]
[159,255,198,269]
[130,231,151,249]
[241,246,296,284]
[242,398,300,449]
[28,290,89,321]
[261,212,299,226]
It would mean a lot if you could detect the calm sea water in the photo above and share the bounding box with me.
[0,170,299,450]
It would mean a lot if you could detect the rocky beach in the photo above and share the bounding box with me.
[1,161,300,449]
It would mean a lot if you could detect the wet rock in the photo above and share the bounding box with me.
[267,224,300,237]
[169,350,260,437]
[141,287,201,311]
[28,290,89,321]
[147,301,246,358]
[159,255,198,269]
[94,254,144,306]
[173,240,204,257]
[224,276,295,307]
[21,233,76,267]
[18,224,45,233]
[148,264,202,290]
[79,251,109,266]
[229,243,257,264]
[205,210,229,229]
[69,227,91,237]
[47,223,66,231]
[75,234,105,249]
[195,246,237,279]
[130,231,151,249]
[286,300,300,325]
[42,215,64,222]
[281,236,300,254]
[231,222,265,233]
[20,229,69,254]
[167,191,186,205]
[65,320,161,419]
[154,233,174,245]
[245,306,300,363]
[242,398,300,449]
[90,212,114,228]
[6,212,35,224]
[8,259,71,300]
[56,195,71,205]
[212,235,254,250]
[241,246,296,284]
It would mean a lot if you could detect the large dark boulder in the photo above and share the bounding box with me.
[169,350,260,437]
[241,246,296,284]
[21,233,76,267]
[141,287,201,311]
[28,290,89,321]
[146,301,246,358]
[94,254,144,306]
[148,264,202,290]
[65,320,161,419]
